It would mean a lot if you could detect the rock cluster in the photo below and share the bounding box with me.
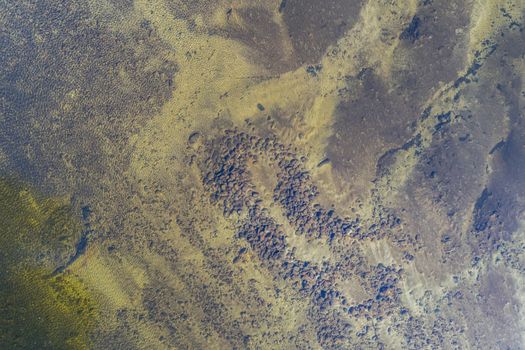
[202,129,405,347]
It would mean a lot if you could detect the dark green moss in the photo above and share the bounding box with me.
[0,178,81,267]
[0,269,97,350]
[0,179,97,349]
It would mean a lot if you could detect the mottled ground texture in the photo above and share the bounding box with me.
[1,0,524,349]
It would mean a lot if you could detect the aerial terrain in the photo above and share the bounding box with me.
[0,0,524,349]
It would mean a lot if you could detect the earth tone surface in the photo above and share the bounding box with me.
[1,0,524,349]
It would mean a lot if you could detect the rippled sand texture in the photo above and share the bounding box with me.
[1,0,524,349]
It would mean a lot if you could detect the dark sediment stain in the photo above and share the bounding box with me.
[169,0,364,73]
[216,6,294,74]
[391,0,472,101]
[280,0,364,67]
[328,70,419,199]
[467,27,525,252]
[391,13,524,349]
[166,1,292,73]
[327,0,474,199]
[456,265,524,349]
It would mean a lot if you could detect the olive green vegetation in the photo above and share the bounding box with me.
[0,178,97,350]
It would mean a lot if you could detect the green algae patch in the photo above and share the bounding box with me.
[0,178,82,267]
[0,178,98,349]
[0,269,98,350]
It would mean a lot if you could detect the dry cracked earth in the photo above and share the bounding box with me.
[1,0,524,349]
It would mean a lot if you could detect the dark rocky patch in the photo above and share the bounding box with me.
[399,16,421,43]
[202,129,405,348]
[188,132,201,145]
